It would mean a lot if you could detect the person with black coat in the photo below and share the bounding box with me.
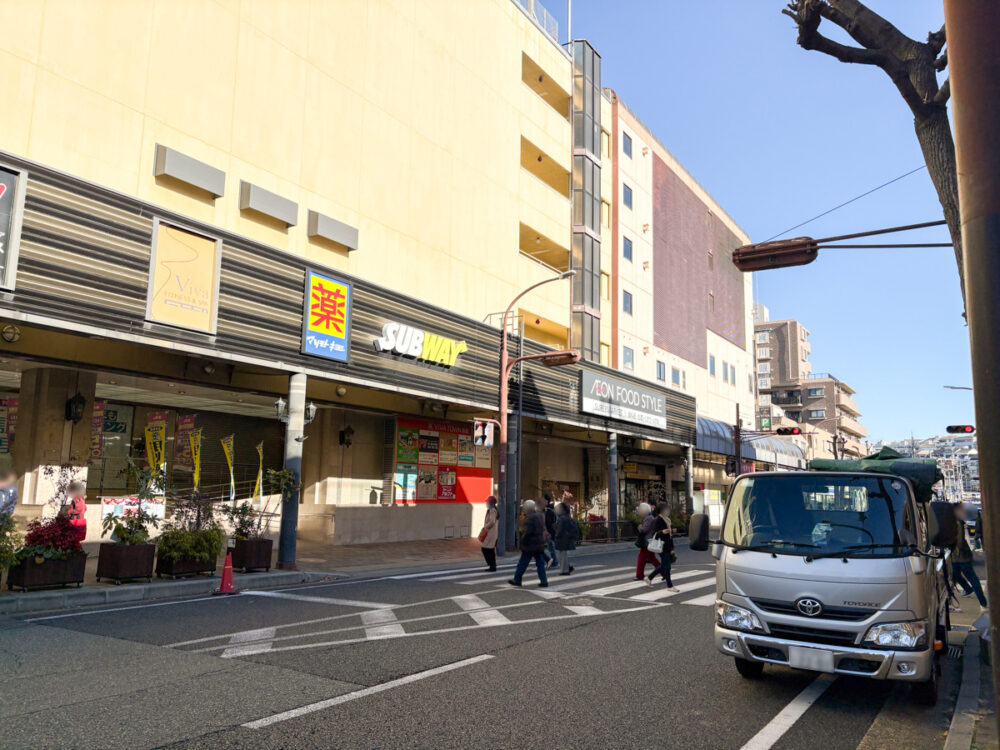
[543,494,559,569]
[645,502,678,590]
[553,502,578,575]
[508,500,549,587]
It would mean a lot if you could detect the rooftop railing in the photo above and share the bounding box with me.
[514,0,559,43]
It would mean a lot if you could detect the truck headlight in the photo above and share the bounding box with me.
[716,602,763,633]
[862,621,928,649]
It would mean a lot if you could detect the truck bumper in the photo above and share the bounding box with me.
[715,625,934,681]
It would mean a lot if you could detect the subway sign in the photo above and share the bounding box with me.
[580,370,666,429]
[374,322,468,367]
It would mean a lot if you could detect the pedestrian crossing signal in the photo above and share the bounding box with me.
[946,425,975,434]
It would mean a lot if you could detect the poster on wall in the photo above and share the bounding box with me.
[94,403,134,491]
[457,435,474,467]
[418,431,439,465]
[395,417,492,504]
[437,467,457,500]
[397,427,418,463]
[0,404,8,454]
[173,415,196,472]
[100,495,167,520]
[474,443,491,469]
[88,401,106,466]
[438,434,458,465]
[5,397,17,452]
[394,464,417,502]
[416,466,438,500]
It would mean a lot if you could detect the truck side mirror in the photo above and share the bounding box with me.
[928,501,958,549]
[689,513,710,551]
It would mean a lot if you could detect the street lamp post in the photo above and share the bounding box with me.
[496,271,576,553]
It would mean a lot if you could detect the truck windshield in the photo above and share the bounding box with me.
[721,474,916,558]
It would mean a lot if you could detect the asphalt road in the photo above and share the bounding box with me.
[1,546,958,749]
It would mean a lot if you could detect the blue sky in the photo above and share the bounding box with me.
[547,0,972,442]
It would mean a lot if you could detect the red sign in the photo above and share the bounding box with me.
[396,417,491,504]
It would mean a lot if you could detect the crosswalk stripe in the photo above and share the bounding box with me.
[497,567,623,588]
[221,627,276,658]
[453,594,512,625]
[564,605,602,615]
[243,590,393,609]
[422,564,521,581]
[584,568,711,597]
[448,565,599,584]
[683,593,718,607]
[545,572,634,592]
[628,576,716,602]
[361,609,405,639]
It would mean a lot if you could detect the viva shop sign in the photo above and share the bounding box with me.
[580,370,667,430]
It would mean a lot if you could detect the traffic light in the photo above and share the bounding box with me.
[725,455,737,477]
[946,425,975,434]
[776,427,802,436]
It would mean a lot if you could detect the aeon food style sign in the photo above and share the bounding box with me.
[580,370,667,429]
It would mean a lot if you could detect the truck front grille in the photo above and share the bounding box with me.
[766,624,858,647]
[752,598,876,622]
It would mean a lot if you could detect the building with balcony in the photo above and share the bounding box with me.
[754,310,868,457]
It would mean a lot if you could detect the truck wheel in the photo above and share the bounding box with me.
[735,657,764,679]
[911,661,939,706]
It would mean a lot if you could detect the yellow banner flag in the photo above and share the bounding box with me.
[221,434,235,501]
[189,428,203,490]
[254,441,264,506]
[144,421,166,472]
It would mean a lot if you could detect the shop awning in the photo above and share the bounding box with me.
[696,416,807,469]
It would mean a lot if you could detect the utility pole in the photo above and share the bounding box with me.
[733,403,742,475]
[943,0,1000,726]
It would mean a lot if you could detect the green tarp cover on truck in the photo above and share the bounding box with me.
[808,447,943,503]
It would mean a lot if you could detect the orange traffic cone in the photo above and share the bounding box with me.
[213,551,238,595]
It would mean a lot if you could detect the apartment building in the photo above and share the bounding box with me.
[754,309,868,458]
[0,0,698,546]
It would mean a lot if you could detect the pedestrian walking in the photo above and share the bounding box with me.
[952,503,988,608]
[645,502,678,590]
[634,502,660,581]
[553,501,578,575]
[66,480,88,544]
[508,499,548,587]
[0,471,17,519]
[479,495,499,571]
[543,493,559,569]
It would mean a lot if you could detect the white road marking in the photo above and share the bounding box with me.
[545,572,637,592]
[584,568,710,597]
[221,627,276,658]
[628,576,716,602]
[682,593,718,607]
[243,655,495,729]
[564,605,602,615]
[249,605,666,655]
[458,565,607,585]
[243,590,393,609]
[361,609,405,639]
[738,674,836,750]
[453,594,512,625]
[420,564,525,581]
[388,567,507,580]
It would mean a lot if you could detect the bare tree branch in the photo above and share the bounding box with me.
[927,25,947,56]
[783,3,887,66]
[935,49,948,72]
[933,78,950,105]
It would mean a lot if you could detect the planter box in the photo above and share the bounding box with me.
[155,555,216,579]
[230,538,273,572]
[96,543,155,584]
[7,552,87,591]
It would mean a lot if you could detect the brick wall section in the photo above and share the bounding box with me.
[652,153,746,367]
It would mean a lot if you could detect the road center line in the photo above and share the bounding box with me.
[243,655,495,729]
[738,674,836,750]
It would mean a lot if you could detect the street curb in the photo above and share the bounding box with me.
[944,632,982,750]
[0,570,342,616]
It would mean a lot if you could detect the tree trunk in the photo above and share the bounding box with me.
[912,108,963,294]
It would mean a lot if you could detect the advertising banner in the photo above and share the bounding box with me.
[394,418,492,503]
[190,428,203,490]
[147,222,220,333]
[173,415,196,472]
[221,434,235,501]
[100,496,167,520]
[0,167,22,283]
[302,270,352,362]
[144,412,167,472]
[88,400,106,466]
[254,441,264,506]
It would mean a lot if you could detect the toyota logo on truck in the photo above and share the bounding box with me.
[795,598,823,617]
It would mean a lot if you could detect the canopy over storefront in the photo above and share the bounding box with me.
[696,416,807,470]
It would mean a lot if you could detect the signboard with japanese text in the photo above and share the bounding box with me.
[100,496,167,521]
[579,370,667,430]
[147,221,221,333]
[0,165,24,289]
[394,417,492,503]
[88,401,106,466]
[302,270,352,362]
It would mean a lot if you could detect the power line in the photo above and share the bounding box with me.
[763,165,928,242]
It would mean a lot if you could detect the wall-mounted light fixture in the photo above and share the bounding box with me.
[339,425,355,447]
[275,397,318,425]
[65,392,87,423]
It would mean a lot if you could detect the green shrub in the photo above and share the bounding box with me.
[156,527,224,563]
[0,514,21,570]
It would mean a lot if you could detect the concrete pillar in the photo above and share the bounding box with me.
[14,368,97,506]
[277,372,306,569]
